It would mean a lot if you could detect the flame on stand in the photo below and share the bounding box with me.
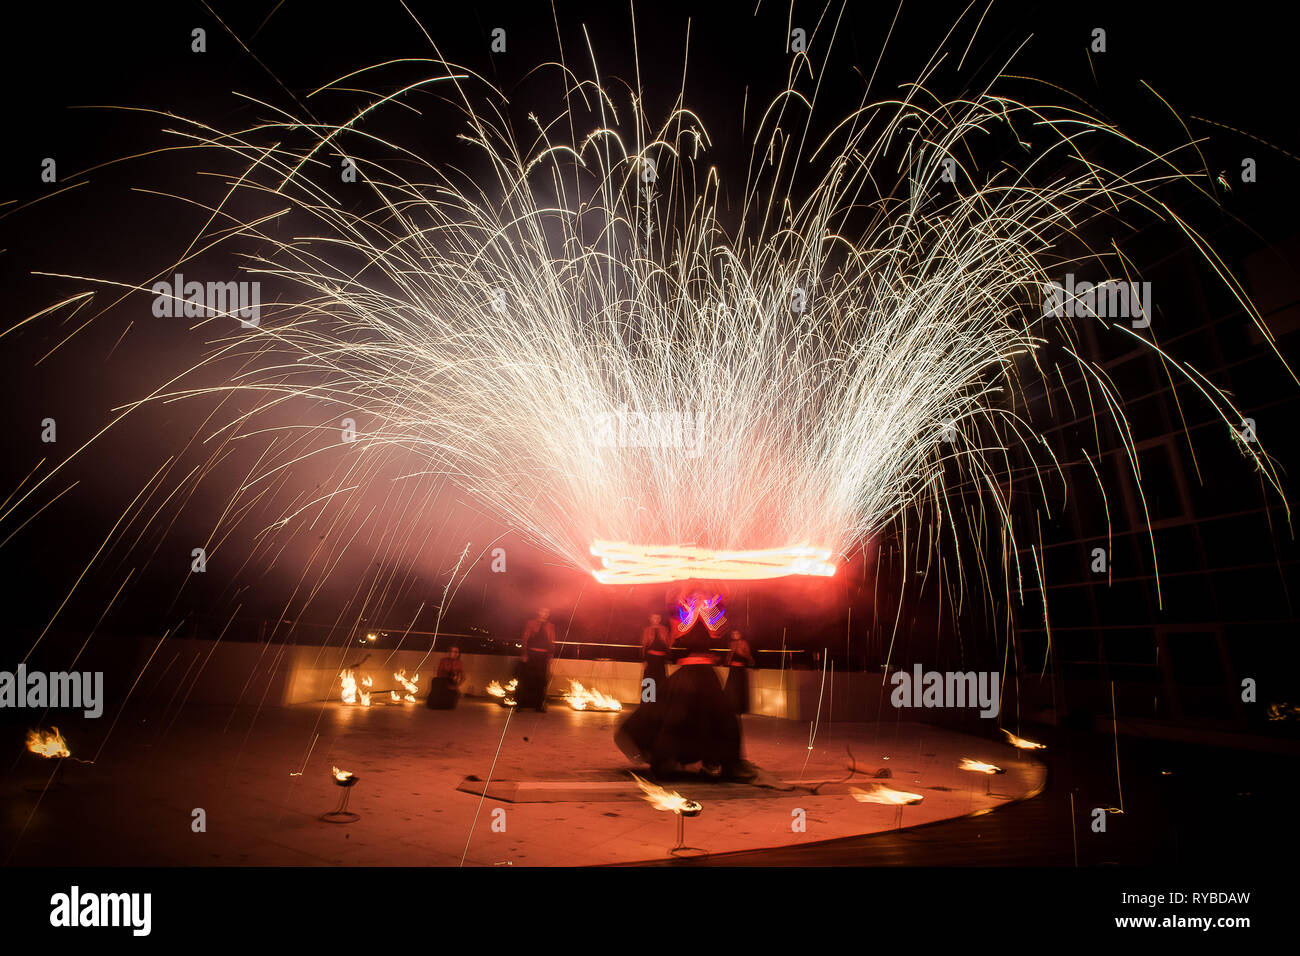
[394,670,420,702]
[332,766,354,782]
[959,758,1004,774]
[850,784,924,806]
[486,679,518,706]
[563,680,623,712]
[26,727,70,759]
[631,773,699,814]
[1001,729,1046,751]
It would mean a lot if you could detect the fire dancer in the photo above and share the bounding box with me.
[427,645,465,709]
[615,597,755,782]
[724,628,755,715]
[517,606,556,711]
[640,613,671,698]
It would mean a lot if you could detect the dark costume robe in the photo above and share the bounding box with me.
[517,617,556,711]
[641,623,671,697]
[615,618,746,778]
[724,637,754,715]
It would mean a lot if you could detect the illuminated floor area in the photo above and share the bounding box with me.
[2,700,1043,866]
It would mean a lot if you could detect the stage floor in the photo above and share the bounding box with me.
[3,698,1044,865]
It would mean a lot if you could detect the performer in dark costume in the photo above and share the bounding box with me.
[517,607,556,711]
[615,606,755,782]
[724,628,755,715]
[427,645,465,709]
[640,613,671,699]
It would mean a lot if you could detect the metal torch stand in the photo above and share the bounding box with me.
[669,811,708,859]
[322,782,360,824]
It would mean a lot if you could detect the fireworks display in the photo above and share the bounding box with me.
[14,10,1289,613]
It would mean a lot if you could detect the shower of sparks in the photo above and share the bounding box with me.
[7,6,1293,666]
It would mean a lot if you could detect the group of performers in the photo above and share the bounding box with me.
[616,596,758,782]
[427,595,760,783]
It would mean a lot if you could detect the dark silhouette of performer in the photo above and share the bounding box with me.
[615,612,755,782]
[640,613,671,699]
[427,645,465,709]
[517,606,556,711]
[724,628,755,714]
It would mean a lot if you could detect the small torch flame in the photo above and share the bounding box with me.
[850,784,924,806]
[26,727,70,759]
[340,669,357,704]
[1001,729,1046,751]
[332,766,354,782]
[959,757,1005,775]
[631,773,700,815]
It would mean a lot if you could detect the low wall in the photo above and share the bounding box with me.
[10,634,898,723]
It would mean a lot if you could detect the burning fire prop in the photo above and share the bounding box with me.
[959,757,1006,794]
[562,680,623,712]
[340,670,376,706]
[392,670,420,703]
[850,784,924,806]
[632,773,704,856]
[24,727,84,791]
[26,727,70,759]
[851,783,924,829]
[486,679,518,707]
[323,765,360,823]
[959,758,1005,775]
[591,542,836,585]
[1001,729,1046,751]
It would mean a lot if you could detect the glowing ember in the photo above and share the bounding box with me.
[631,773,700,814]
[959,758,1005,775]
[486,679,518,707]
[26,727,70,759]
[592,541,835,585]
[394,670,420,703]
[1001,729,1046,751]
[562,680,623,712]
[332,766,354,782]
[850,784,924,806]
